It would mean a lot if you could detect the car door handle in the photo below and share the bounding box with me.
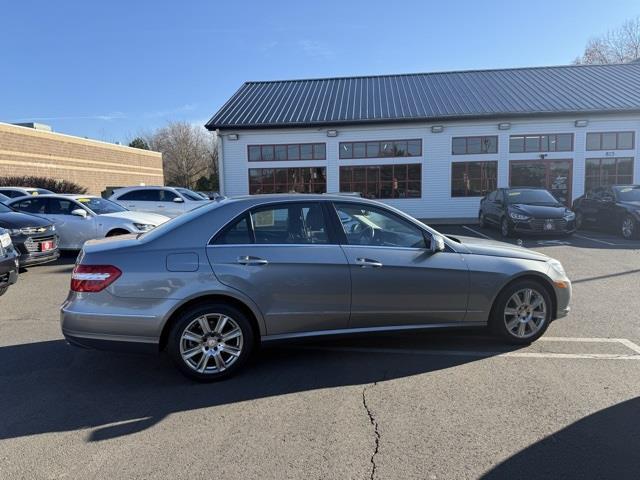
[355,257,383,268]
[236,255,268,266]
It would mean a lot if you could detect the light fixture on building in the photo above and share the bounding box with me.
[498,122,511,130]
[228,133,239,140]
[431,125,444,133]
[575,120,588,127]
[326,129,338,137]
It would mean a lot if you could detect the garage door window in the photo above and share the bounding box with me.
[339,164,421,199]
[451,161,498,197]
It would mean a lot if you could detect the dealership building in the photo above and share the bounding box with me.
[0,122,163,195]
[206,63,640,220]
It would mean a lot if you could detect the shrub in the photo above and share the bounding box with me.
[0,176,88,194]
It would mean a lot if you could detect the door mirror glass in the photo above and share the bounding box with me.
[430,234,445,253]
[71,208,88,218]
[173,197,184,203]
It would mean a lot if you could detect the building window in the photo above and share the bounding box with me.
[451,161,498,197]
[247,143,326,162]
[339,164,421,199]
[451,136,498,155]
[248,167,326,194]
[586,132,635,151]
[509,134,573,153]
[585,157,634,190]
[339,139,422,159]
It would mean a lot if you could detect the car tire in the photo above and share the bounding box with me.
[167,303,255,382]
[0,285,7,297]
[490,280,552,345]
[500,217,512,238]
[478,212,486,229]
[620,215,638,240]
[575,211,584,230]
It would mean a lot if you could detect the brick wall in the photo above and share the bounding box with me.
[0,122,163,194]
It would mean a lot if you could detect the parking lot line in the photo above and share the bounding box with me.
[540,336,640,355]
[573,233,618,246]
[290,345,640,361]
[462,225,492,239]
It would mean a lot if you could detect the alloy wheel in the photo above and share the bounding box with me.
[503,288,547,339]
[179,313,244,374]
[622,217,635,239]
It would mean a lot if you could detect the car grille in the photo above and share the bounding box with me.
[18,226,51,235]
[529,219,568,232]
[23,235,57,253]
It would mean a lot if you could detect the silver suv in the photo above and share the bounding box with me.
[61,194,571,381]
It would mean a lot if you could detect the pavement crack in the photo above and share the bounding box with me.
[362,381,380,480]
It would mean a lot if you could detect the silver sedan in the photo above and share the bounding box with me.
[61,194,571,381]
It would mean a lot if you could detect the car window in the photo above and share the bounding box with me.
[334,203,427,249]
[117,189,161,201]
[251,203,329,245]
[0,189,21,198]
[11,197,47,214]
[76,197,126,214]
[176,188,207,201]
[48,198,79,215]
[487,191,496,201]
[159,190,179,202]
[214,214,252,245]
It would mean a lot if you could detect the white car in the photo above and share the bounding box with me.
[109,186,209,218]
[0,187,54,199]
[7,194,170,250]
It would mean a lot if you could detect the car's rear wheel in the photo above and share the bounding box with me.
[0,285,7,297]
[500,217,512,238]
[490,280,551,344]
[167,303,255,381]
[620,215,637,240]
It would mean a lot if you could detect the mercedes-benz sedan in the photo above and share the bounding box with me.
[61,194,571,381]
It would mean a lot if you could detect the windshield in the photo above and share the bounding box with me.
[75,197,127,215]
[176,188,207,201]
[506,189,560,205]
[615,186,640,202]
[35,188,54,194]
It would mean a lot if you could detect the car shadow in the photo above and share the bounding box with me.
[481,396,640,479]
[0,330,519,443]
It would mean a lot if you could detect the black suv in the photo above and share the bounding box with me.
[479,188,576,237]
[0,227,19,296]
[573,185,640,240]
[0,202,59,266]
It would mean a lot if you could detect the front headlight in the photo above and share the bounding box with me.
[548,258,566,277]
[0,233,11,248]
[563,212,576,220]
[509,211,530,221]
[133,223,155,232]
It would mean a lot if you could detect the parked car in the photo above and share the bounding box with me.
[0,187,54,198]
[479,188,576,237]
[0,192,10,204]
[7,194,170,250]
[61,194,571,381]
[573,185,640,239]
[109,186,209,218]
[0,202,59,266]
[0,228,19,296]
[197,191,221,200]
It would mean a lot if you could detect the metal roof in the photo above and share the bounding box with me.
[205,63,640,130]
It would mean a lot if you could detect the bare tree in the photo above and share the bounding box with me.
[147,121,218,189]
[575,16,640,64]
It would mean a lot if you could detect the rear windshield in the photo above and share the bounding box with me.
[506,189,559,205]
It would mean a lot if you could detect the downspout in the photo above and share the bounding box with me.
[215,129,225,196]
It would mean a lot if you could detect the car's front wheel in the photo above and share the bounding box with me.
[490,280,552,344]
[575,210,584,230]
[167,303,255,381]
[478,211,486,228]
[620,215,637,240]
[500,217,512,238]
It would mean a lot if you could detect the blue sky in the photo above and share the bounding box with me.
[1,0,637,143]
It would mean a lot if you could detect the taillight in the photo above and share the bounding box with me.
[71,265,122,292]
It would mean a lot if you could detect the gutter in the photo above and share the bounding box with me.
[215,129,225,196]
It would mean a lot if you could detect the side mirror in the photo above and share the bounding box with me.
[430,234,445,253]
[173,197,184,203]
[71,209,88,218]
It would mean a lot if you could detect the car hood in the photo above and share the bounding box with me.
[509,203,569,218]
[100,211,170,225]
[0,211,52,229]
[447,235,549,261]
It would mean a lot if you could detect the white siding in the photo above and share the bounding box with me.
[220,114,640,220]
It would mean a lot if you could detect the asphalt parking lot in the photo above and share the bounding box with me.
[1,227,640,480]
